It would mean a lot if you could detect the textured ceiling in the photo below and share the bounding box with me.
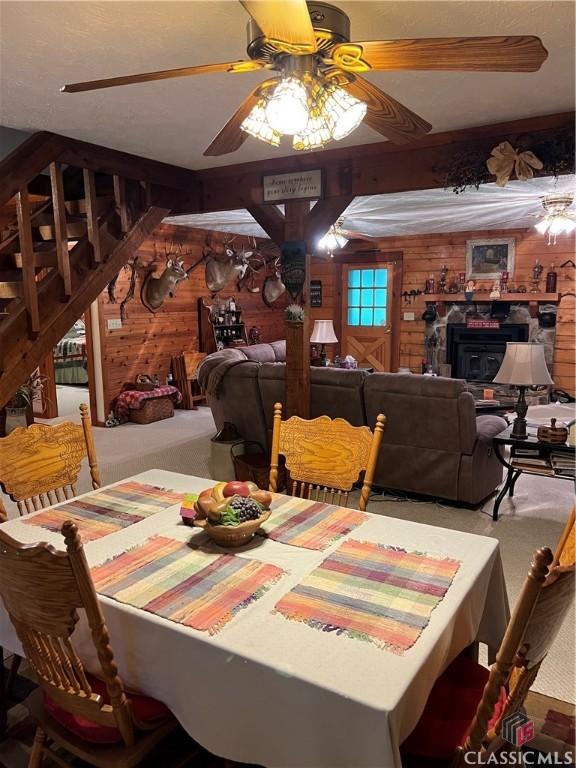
[0,1,574,170]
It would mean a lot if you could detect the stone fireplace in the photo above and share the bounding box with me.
[424,300,557,383]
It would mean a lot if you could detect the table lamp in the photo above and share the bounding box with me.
[493,342,553,439]
[310,320,338,366]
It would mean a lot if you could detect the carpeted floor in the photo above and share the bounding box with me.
[1,403,574,706]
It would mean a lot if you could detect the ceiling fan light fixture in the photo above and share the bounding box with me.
[318,219,349,256]
[293,113,332,151]
[264,77,310,135]
[321,84,367,140]
[240,99,281,146]
[535,194,576,244]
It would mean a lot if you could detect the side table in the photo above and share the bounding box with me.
[492,426,575,521]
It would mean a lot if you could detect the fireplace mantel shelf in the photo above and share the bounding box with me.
[424,292,559,303]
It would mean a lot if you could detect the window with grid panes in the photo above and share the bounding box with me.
[347,268,388,326]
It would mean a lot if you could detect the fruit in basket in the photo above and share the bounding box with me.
[227,495,264,523]
[222,481,252,498]
[212,482,228,502]
[192,482,271,528]
[250,489,272,508]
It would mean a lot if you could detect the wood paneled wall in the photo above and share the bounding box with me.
[310,228,576,395]
[98,223,286,412]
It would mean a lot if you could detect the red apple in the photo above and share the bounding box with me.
[223,481,251,497]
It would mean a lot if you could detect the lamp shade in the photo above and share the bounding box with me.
[493,343,553,386]
[310,319,338,345]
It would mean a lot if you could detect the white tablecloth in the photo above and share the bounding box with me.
[0,470,509,768]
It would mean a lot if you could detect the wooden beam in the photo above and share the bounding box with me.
[15,188,40,337]
[113,175,129,234]
[0,132,65,210]
[305,195,355,246]
[49,161,72,297]
[0,205,170,408]
[181,112,575,214]
[246,204,285,246]
[83,168,102,263]
[284,200,311,419]
[57,135,197,191]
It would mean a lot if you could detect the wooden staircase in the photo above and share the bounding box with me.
[0,132,195,408]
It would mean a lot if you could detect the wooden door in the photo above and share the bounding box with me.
[341,263,393,372]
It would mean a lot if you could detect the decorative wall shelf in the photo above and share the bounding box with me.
[423,293,560,303]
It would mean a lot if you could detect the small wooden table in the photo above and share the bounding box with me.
[492,426,575,521]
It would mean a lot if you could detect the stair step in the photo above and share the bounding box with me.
[65,196,112,216]
[12,251,58,269]
[36,220,87,241]
[0,282,23,299]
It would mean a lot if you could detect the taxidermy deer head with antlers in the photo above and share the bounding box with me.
[141,242,189,313]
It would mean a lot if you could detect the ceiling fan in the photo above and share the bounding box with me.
[61,0,548,157]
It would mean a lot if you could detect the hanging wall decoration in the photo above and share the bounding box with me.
[280,241,307,299]
[435,127,574,194]
[486,141,543,187]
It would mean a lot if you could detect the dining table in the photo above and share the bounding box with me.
[0,469,509,768]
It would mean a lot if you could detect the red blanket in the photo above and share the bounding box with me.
[114,385,182,423]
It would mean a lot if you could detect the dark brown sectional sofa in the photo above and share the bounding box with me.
[198,342,507,506]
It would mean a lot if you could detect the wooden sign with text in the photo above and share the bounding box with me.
[263,170,322,203]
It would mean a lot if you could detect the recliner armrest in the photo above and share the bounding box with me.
[475,415,508,444]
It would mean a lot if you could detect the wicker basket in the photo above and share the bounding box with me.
[232,442,286,490]
[193,509,271,547]
[129,396,174,424]
[537,418,568,444]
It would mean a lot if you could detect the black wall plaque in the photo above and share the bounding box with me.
[310,280,322,307]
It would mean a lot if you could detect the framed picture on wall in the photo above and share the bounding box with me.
[466,238,515,280]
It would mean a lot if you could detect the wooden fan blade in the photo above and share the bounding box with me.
[61,60,266,93]
[343,76,432,144]
[240,0,317,53]
[333,36,548,73]
[204,87,263,157]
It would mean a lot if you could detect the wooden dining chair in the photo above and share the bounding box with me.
[0,402,101,521]
[268,402,386,511]
[401,545,575,767]
[0,521,181,767]
[0,402,101,738]
[552,506,575,570]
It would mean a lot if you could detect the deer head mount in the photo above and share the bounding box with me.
[262,257,286,307]
[141,243,189,313]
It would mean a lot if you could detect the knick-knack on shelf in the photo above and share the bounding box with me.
[545,264,558,293]
[464,280,475,301]
[530,259,543,293]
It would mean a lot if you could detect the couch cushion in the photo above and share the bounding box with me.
[269,340,286,361]
[476,415,508,443]
[364,373,472,453]
[242,343,277,363]
[257,364,368,433]
[210,361,269,450]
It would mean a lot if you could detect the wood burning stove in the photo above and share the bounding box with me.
[447,324,529,382]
